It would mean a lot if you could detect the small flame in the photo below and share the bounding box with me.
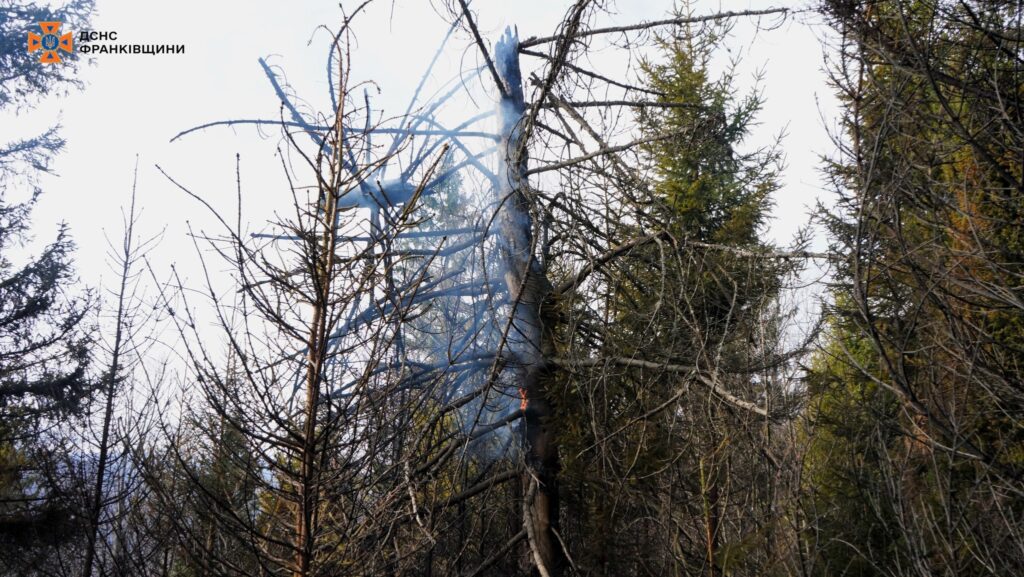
[518,387,528,411]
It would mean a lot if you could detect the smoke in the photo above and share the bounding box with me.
[202,22,531,464]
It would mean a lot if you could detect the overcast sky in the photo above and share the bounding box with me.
[9,0,838,299]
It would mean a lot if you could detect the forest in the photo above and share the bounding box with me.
[1,1,1023,576]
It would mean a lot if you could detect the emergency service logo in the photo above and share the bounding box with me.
[27,22,73,64]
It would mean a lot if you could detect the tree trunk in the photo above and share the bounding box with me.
[82,178,139,577]
[294,159,340,577]
[493,29,566,577]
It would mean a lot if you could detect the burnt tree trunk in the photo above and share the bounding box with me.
[493,29,566,577]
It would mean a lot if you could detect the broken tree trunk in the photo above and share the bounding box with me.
[493,28,566,577]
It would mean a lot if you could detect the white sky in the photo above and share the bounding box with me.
[8,0,838,301]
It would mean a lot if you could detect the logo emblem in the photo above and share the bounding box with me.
[28,22,73,64]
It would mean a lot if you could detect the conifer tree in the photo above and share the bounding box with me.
[806,2,1024,575]
[554,15,800,576]
[0,1,95,567]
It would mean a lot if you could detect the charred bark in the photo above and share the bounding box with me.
[493,28,567,577]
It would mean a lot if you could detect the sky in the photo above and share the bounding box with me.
[8,0,839,303]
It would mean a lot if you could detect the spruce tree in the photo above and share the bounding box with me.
[806,2,1024,575]
[0,0,95,565]
[555,16,797,576]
